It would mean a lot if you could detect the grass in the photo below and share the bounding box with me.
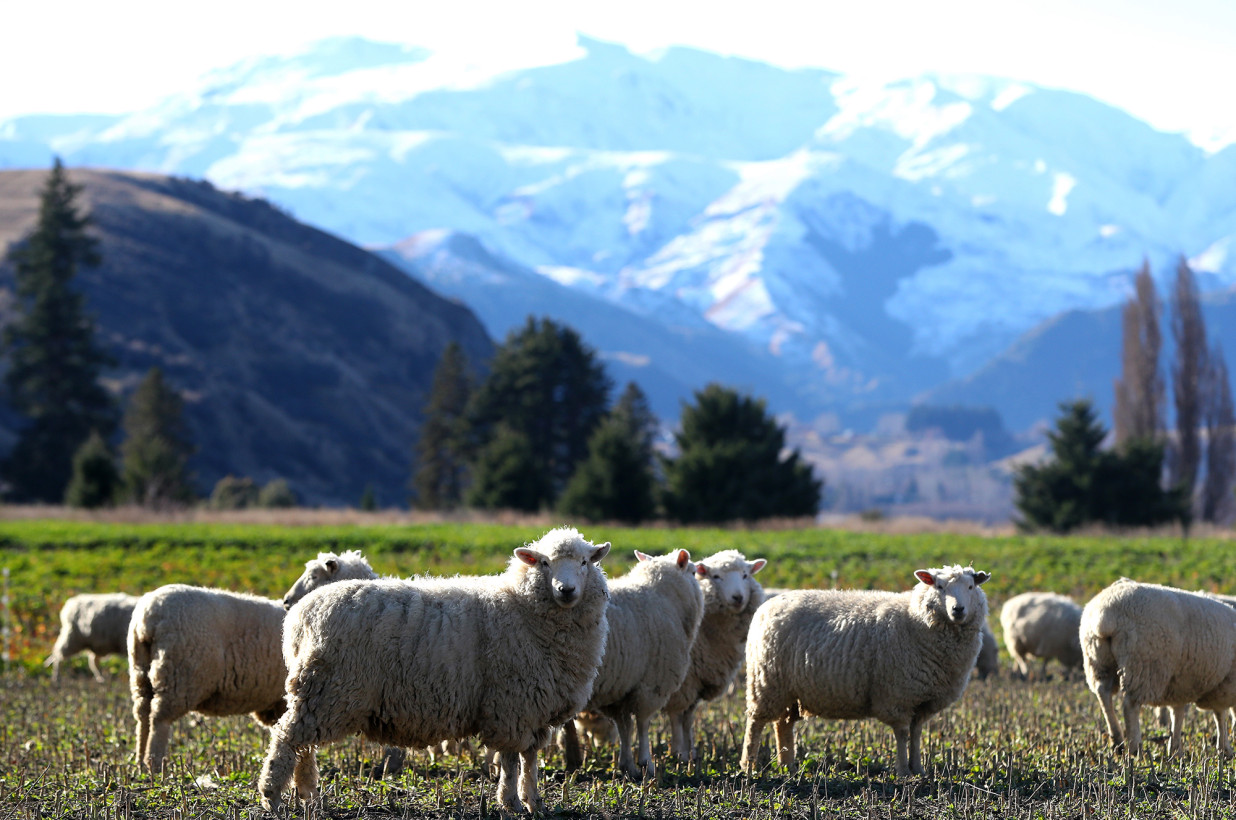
[4,515,1236,817]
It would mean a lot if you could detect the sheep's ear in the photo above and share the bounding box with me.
[695,562,709,578]
[972,570,991,585]
[676,549,691,569]
[914,569,935,586]
[324,558,339,575]
[635,550,652,562]
[750,559,767,574]
[589,542,611,563]
[514,548,541,566]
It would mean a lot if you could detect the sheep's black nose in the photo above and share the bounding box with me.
[283,597,293,609]
[951,605,965,618]
[557,584,576,598]
[731,594,744,605]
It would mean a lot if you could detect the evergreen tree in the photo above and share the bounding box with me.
[467,317,610,510]
[120,367,195,507]
[465,424,550,513]
[359,483,377,511]
[1113,261,1164,445]
[660,383,821,523]
[64,430,119,508]
[257,479,299,509]
[1201,347,1236,524]
[410,342,474,510]
[2,158,115,502]
[1170,257,1207,498]
[209,475,258,510]
[558,383,659,524]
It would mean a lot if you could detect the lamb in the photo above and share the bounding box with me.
[128,550,377,773]
[1081,578,1236,758]
[282,549,380,609]
[742,564,990,777]
[662,549,766,761]
[45,592,139,682]
[1000,591,1083,680]
[558,549,704,782]
[258,527,612,815]
[974,620,999,680]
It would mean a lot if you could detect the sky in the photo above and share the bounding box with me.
[4,0,1236,149]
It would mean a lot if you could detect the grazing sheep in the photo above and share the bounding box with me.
[974,620,999,680]
[742,564,990,777]
[1000,591,1083,680]
[128,551,376,773]
[282,550,379,609]
[559,549,704,782]
[663,550,767,761]
[1081,578,1236,758]
[45,592,139,683]
[258,527,612,815]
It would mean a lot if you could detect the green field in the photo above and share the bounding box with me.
[3,519,1236,818]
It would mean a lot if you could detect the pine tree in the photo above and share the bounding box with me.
[359,483,377,511]
[64,431,119,508]
[119,367,195,507]
[2,158,115,502]
[1170,257,1207,498]
[410,342,474,510]
[1201,347,1236,524]
[1113,261,1164,445]
[660,383,821,523]
[465,424,550,513]
[467,317,611,510]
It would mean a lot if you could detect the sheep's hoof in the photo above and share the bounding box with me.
[259,793,282,815]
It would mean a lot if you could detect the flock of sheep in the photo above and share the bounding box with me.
[40,526,1236,815]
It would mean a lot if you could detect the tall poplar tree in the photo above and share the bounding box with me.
[1,158,115,502]
[1201,347,1236,524]
[1170,257,1206,498]
[410,342,474,510]
[1113,261,1164,446]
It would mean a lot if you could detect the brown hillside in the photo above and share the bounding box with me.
[0,168,494,506]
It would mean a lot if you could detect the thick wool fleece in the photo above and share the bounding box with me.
[259,527,610,815]
[743,564,989,778]
[1082,579,1236,757]
[1000,591,1083,679]
[45,592,139,682]
[128,585,288,773]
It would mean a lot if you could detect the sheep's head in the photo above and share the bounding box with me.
[694,550,767,614]
[514,527,610,609]
[914,565,990,627]
[635,548,696,577]
[283,550,377,610]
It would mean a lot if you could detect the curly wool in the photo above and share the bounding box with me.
[1000,591,1083,679]
[45,592,139,683]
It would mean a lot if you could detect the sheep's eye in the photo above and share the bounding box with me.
[542,559,549,567]
[581,558,587,566]
[742,573,748,579]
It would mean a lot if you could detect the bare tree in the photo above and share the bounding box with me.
[1170,257,1207,498]
[1201,346,1236,524]
[1113,260,1164,445]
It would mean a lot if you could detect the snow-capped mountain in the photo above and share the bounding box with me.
[3,35,1232,429]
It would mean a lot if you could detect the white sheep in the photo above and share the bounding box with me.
[45,592,139,682]
[258,527,612,815]
[662,549,766,761]
[1000,591,1083,680]
[282,549,380,609]
[742,564,990,777]
[1081,578,1236,758]
[128,550,377,773]
[974,620,999,680]
[559,548,704,782]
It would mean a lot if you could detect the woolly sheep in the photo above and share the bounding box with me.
[662,549,766,761]
[559,548,704,781]
[258,527,612,815]
[974,620,999,681]
[1081,578,1236,758]
[742,564,991,777]
[128,551,377,773]
[1000,591,1083,680]
[282,549,379,609]
[45,592,139,683]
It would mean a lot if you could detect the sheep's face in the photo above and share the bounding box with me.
[282,551,375,610]
[515,536,611,609]
[915,566,990,626]
[696,552,767,614]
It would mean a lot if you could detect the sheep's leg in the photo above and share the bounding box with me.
[740,716,767,774]
[892,723,912,778]
[1122,696,1143,756]
[291,747,320,807]
[679,703,699,762]
[560,718,584,772]
[87,651,105,683]
[147,719,172,776]
[667,709,687,761]
[1213,709,1234,758]
[1094,679,1124,752]
[495,751,521,813]
[133,696,151,771]
[259,698,339,813]
[908,714,927,776]
[634,713,656,781]
[1167,705,1188,757]
[517,747,543,815]
[773,715,797,773]
[614,712,642,781]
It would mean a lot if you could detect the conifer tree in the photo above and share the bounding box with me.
[1201,347,1236,524]
[119,367,195,507]
[1170,257,1207,498]
[2,158,115,502]
[411,342,474,510]
[64,430,119,508]
[464,424,549,512]
[1113,261,1164,445]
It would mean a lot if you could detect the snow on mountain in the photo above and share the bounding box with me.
[2,35,1232,429]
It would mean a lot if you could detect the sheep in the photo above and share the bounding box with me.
[741,564,990,777]
[282,549,379,609]
[44,592,139,683]
[558,548,704,782]
[1081,578,1236,758]
[662,549,767,762]
[258,527,612,815]
[128,550,377,773]
[974,620,999,680]
[1000,591,1083,680]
